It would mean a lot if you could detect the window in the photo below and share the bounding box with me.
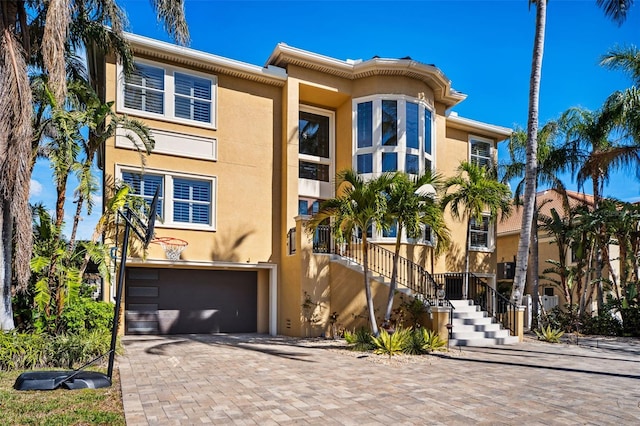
[119,167,216,230]
[383,220,398,238]
[354,96,434,175]
[298,198,321,216]
[173,178,211,224]
[544,287,554,296]
[469,216,491,249]
[120,60,216,128]
[470,138,492,168]
[299,108,333,186]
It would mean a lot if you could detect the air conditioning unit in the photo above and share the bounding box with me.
[497,262,515,279]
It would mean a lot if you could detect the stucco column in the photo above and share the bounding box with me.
[509,305,526,342]
[430,306,451,344]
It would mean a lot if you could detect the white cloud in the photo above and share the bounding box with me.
[29,179,43,198]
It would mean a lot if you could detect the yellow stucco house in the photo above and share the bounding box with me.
[99,33,516,341]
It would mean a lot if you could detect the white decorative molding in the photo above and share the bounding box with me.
[116,127,217,161]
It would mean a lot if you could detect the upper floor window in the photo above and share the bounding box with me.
[119,61,217,128]
[299,107,334,184]
[354,96,434,176]
[470,137,492,168]
[469,215,493,250]
[120,166,216,231]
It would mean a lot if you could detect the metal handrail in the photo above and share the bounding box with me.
[468,273,518,335]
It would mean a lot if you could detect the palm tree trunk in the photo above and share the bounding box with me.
[530,205,540,329]
[362,237,379,336]
[512,0,546,305]
[384,224,403,321]
[464,220,470,299]
[593,174,604,313]
[0,204,16,330]
[68,194,85,254]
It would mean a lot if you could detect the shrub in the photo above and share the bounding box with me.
[404,328,446,354]
[0,332,47,370]
[344,327,374,351]
[59,297,114,334]
[372,327,411,357]
[535,325,564,343]
[418,328,447,352]
[580,311,623,336]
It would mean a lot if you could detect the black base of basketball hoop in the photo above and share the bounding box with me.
[152,237,188,260]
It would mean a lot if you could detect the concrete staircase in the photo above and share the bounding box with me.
[448,299,519,346]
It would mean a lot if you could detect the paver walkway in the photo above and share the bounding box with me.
[118,334,640,425]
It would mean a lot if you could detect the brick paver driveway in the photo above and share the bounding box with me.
[118,334,640,425]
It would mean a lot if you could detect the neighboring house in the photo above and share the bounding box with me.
[99,33,512,338]
[497,188,617,311]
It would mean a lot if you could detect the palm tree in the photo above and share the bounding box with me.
[442,161,512,299]
[502,121,566,324]
[383,171,451,322]
[308,170,394,336]
[513,0,635,307]
[600,45,640,85]
[0,0,188,330]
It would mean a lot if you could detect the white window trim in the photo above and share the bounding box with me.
[117,58,218,130]
[352,94,435,177]
[116,164,217,232]
[469,214,495,252]
[469,135,494,167]
[298,105,335,200]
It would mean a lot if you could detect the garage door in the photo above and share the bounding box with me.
[125,268,258,334]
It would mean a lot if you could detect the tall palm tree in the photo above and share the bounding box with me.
[502,121,566,324]
[0,0,188,330]
[512,0,547,307]
[383,171,451,322]
[308,170,394,336]
[442,161,511,298]
[513,0,635,307]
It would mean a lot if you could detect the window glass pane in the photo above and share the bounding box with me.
[469,217,490,248]
[471,140,491,167]
[311,201,320,214]
[406,154,419,174]
[124,64,164,114]
[298,200,308,216]
[175,73,211,99]
[383,220,397,238]
[299,112,330,158]
[357,102,373,148]
[357,153,372,174]
[406,102,419,149]
[299,161,330,181]
[424,109,432,154]
[425,159,432,171]
[122,172,164,218]
[172,178,211,224]
[382,100,397,146]
[424,225,432,244]
[382,152,397,172]
[175,97,211,122]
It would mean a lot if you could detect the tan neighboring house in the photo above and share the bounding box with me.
[99,33,512,338]
[497,188,617,311]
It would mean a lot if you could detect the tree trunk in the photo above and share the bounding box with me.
[362,237,379,336]
[592,175,604,313]
[0,204,16,330]
[384,224,403,322]
[68,194,85,254]
[530,205,540,329]
[512,0,546,305]
[464,219,470,299]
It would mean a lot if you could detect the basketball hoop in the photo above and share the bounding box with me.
[152,237,188,260]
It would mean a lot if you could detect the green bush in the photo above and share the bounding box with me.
[535,325,565,343]
[404,328,446,354]
[344,327,375,352]
[0,332,47,370]
[59,297,114,334]
[372,327,411,357]
[0,330,115,371]
[581,311,623,336]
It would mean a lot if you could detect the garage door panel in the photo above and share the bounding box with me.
[126,268,257,334]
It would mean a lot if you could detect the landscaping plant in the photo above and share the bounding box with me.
[372,327,411,357]
[344,327,374,352]
[535,325,565,343]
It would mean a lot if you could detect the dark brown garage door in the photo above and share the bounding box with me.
[125,268,258,334]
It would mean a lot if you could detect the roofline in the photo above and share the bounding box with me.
[266,43,468,107]
[446,113,512,141]
[124,32,288,86]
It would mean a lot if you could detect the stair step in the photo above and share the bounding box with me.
[449,336,519,347]
[451,329,511,340]
[451,323,503,332]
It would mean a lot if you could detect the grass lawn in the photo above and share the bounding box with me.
[0,368,125,425]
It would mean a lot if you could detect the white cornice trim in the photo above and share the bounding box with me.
[266,43,467,107]
[125,32,287,86]
[447,113,512,140]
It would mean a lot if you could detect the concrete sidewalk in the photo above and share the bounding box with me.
[118,334,640,425]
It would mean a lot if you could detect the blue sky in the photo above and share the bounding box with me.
[30,0,639,239]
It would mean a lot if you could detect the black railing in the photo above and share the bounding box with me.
[468,274,517,335]
[313,226,447,305]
